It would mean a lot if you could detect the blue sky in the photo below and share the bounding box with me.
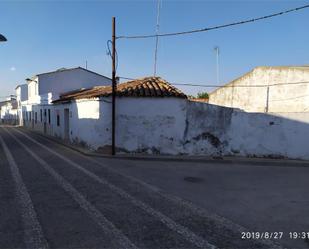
[0,0,308,98]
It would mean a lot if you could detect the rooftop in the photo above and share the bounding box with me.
[26,67,111,83]
[53,77,187,103]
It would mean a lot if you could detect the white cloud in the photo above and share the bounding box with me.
[10,66,16,71]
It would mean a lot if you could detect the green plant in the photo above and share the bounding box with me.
[196,92,209,99]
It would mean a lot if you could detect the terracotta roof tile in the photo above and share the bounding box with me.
[53,76,187,103]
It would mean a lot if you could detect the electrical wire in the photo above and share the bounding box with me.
[107,40,118,72]
[117,4,309,39]
[270,94,309,102]
[118,76,309,88]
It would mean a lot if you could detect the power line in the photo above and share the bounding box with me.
[118,76,309,88]
[117,4,309,39]
[270,94,309,102]
[172,81,309,88]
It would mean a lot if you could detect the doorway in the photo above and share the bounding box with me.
[64,108,70,141]
[43,109,47,134]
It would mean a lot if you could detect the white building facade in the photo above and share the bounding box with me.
[0,97,18,125]
[48,76,309,160]
[18,74,309,160]
[15,84,28,126]
[51,77,188,154]
[22,67,112,134]
[209,66,309,113]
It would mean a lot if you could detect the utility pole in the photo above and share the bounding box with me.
[214,46,220,85]
[111,17,116,155]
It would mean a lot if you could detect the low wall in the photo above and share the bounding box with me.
[226,112,309,160]
[182,102,309,160]
[181,101,233,155]
[58,98,188,154]
[116,98,187,154]
[21,98,309,160]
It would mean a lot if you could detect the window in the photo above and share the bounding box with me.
[29,112,31,121]
[40,109,42,122]
[48,109,51,124]
[57,114,60,127]
[35,112,37,124]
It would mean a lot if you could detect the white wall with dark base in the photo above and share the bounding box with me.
[23,97,309,161]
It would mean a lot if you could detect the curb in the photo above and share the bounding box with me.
[20,127,309,167]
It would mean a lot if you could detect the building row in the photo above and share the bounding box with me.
[13,67,192,154]
[3,65,309,160]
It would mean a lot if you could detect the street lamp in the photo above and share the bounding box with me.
[0,34,7,42]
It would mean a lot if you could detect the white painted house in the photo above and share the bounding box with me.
[52,77,188,154]
[22,67,112,134]
[209,66,309,112]
[0,97,18,125]
[25,67,112,105]
[15,84,28,126]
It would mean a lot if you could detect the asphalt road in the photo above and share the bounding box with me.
[0,126,302,249]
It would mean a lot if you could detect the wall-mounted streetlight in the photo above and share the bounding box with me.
[0,34,7,42]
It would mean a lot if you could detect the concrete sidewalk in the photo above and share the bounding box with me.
[20,127,309,168]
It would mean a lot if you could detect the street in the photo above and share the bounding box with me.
[0,126,307,249]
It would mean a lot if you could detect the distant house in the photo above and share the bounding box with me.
[0,97,18,125]
[209,66,309,112]
[22,67,112,133]
[25,67,112,105]
[52,76,188,153]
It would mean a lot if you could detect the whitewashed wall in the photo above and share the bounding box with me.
[0,101,18,125]
[182,101,234,155]
[68,99,108,149]
[24,97,309,160]
[16,84,28,103]
[22,104,55,136]
[209,67,309,113]
[27,76,39,104]
[116,98,187,154]
[226,112,309,160]
[182,103,309,160]
[38,68,112,102]
[182,105,309,160]
[64,98,187,154]
[16,84,28,126]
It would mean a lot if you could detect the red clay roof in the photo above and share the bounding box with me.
[53,77,187,103]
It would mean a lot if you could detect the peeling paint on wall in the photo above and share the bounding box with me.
[23,97,309,160]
